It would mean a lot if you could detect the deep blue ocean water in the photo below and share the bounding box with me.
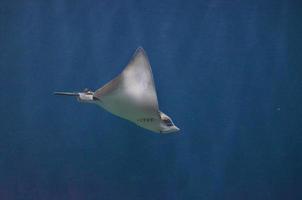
[0,0,301,199]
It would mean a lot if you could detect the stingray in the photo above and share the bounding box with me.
[54,47,179,133]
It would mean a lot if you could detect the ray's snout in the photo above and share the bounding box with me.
[161,126,180,134]
[170,126,180,133]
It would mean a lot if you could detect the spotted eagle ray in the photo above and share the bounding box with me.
[54,47,179,133]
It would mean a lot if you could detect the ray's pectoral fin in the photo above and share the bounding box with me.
[93,47,160,120]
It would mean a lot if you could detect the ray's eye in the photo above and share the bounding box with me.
[163,118,173,127]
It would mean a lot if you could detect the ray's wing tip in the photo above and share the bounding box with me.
[136,46,144,51]
[132,46,150,63]
[135,46,146,55]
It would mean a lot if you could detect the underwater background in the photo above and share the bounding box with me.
[0,0,301,199]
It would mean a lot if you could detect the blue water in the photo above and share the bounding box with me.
[0,0,301,199]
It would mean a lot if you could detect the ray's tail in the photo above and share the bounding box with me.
[53,92,79,97]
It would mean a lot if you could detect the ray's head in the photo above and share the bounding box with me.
[159,111,180,133]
